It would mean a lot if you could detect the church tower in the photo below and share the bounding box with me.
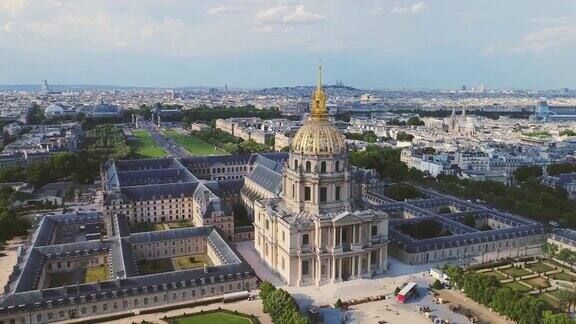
[283,67,351,215]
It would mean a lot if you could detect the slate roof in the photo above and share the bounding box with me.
[246,164,283,193]
[105,182,199,204]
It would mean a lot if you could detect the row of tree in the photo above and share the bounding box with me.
[345,131,379,143]
[259,281,310,324]
[179,105,282,126]
[443,265,567,324]
[542,242,576,266]
[0,188,31,243]
[190,128,272,154]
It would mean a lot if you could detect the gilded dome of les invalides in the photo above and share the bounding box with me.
[290,67,347,156]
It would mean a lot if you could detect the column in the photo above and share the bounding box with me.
[316,258,322,286]
[332,257,336,282]
[333,226,337,247]
[352,225,356,245]
[338,258,342,280]
[297,258,302,286]
[351,256,356,278]
[367,251,372,276]
[339,227,343,246]
[358,224,362,245]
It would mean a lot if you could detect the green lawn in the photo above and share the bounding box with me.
[551,271,576,282]
[524,277,550,289]
[132,130,168,158]
[138,258,174,275]
[174,254,212,270]
[480,270,507,280]
[526,262,555,273]
[164,130,226,156]
[47,272,75,288]
[174,312,252,324]
[504,281,533,292]
[85,265,109,283]
[501,267,532,277]
[167,220,194,229]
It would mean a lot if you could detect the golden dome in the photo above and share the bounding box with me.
[290,67,347,156]
[291,119,347,156]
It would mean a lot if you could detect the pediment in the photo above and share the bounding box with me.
[332,211,365,224]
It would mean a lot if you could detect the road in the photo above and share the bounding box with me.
[136,117,191,158]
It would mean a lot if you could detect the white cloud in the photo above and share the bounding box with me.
[283,5,324,23]
[208,5,243,16]
[391,2,427,15]
[0,0,28,15]
[521,25,576,53]
[256,6,287,22]
[256,5,324,24]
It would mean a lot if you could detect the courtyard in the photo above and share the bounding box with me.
[138,253,213,275]
[45,264,111,288]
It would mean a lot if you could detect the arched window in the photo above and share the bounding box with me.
[305,161,311,172]
[335,161,340,172]
[294,160,299,170]
[320,161,326,173]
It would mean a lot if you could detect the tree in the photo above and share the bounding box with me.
[259,281,276,301]
[432,279,443,290]
[334,299,343,308]
[547,163,576,176]
[397,219,444,239]
[363,131,377,143]
[542,310,576,324]
[542,242,559,258]
[559,129,576,137]
[489,288,517,319]
[513,165,543,183]
[407,116,425,126]
[462,214,476,227]
[396,131,414,142]
[28,103,46,124]
[393,287,400,296]
[386,184,421,201]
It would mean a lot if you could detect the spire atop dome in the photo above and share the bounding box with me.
[317,65,322,90]
[310,66,327,120]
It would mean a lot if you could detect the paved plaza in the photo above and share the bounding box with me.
[236,240,524,324]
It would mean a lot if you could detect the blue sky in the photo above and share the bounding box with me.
[0,0,575,89]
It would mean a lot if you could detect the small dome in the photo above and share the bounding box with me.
[290,119,346,156]
[45,104,64,116]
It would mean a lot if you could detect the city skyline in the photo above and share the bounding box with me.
[0,0,575,89]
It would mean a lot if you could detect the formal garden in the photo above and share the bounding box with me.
[443,255,576,323]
